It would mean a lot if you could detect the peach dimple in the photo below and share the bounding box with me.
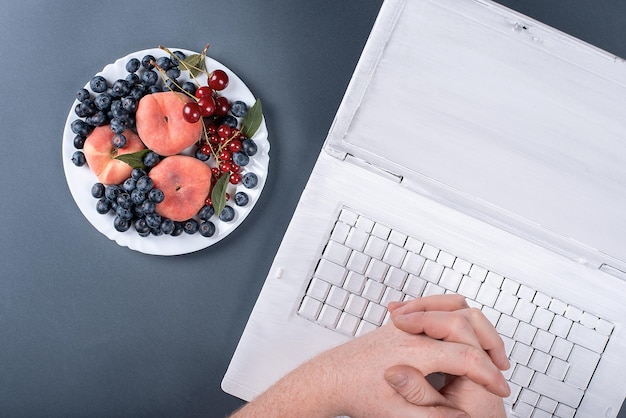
[135,91,203,156]
[149,155,213,222]
[83,126,146,185]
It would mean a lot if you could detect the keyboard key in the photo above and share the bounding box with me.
[420,260,444,282]
[564,305,583,322]
[532,329,555,352]
[338,209,358,225]
[457,275,481,299]
[343,272,366,294]
[550,337,573,360]
[513,299,536,323]
[315,259,346,286]
[365,259,388,281]
[468,265,488,281]
[323,240,352,266]
[345,294,368,317]
[546,357,569,381]
[536,396,558,414]
[298,296,322,320]
[439,268,463,291]
[549,316,573,339]
[306,277,331,300]
[326,286,349,309]
[388,230,407,246]
[345,228,369,251]
[517,284,536,301]
[565,345,600,390]
[337,312,360,336]
[514,322,537,346]
[501,277,520,294]
[403,275,426,297]
[371,222,391,239]
[480,305,501,327]
[355,320,378,337]
[530,373,584,407]
[485,271,505,288]
[452,257,472,275]
[519,388,540,406]
[383,244,407,267]
[346,251,370,274]
[567,322,609,353]
[533,291,551,309]
[401,252,426,275]
[554,403,576,418]
[319,304,341,328]
[512,401,534,418]
[497,314,520,338]
[510,342,533,366]
[420,243,440,260]
[436,251,455,268]
[364,302,387,325]
[595,318,614,336]
[531,307,555,331]
[511,364,534,387]
[355,215,374,232]
[403,236,423,253]
[475,283,500,307]
[494,292,518,315]
[363,279,385,302]
[423,282,445,297]
[528,350,551,373]
[381,287,404,307]
[383,267,407,290]
[548,298,568,316]
[364,235,387,259]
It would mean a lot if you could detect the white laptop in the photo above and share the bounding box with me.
[222,0,626,416]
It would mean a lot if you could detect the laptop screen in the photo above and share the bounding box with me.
[327,0,626,267]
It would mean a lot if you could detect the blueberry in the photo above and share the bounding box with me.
[198,205,214,221]
[145,213,162,229]
[134,218,150,237]
[220,115,238,128]
[163,79,179,92]
[116,192,132,209]
[136,176,153,192]
[94,93,112,111]
[230,101,248,117]
[111,79,130,98]
[105,184,123,201]
[115,206,133,221]
[112,133,127,148]
[232,152,249,167]
[143,151,160,168]
[234,191,249,206]
[71,119,92,137]
[126,73,140,86]
[148,85,162,94]
[131,189,146,205]
[171,222,184,236]
[122,177,136,192]
[181,81,196,96]
[90,75,109,93]
[160,218,175,235]
[75,100,97,118]
[219,205,235,222]
[95,198,111,214]
[114,216,131,232]
[140,199,156,214]
[199,221,216,237]
[125,57,140,73]
[71,151,86,166]
[183,219,199,234]
[171,50,186,66]
[73,135,86,149]
[142,70,159,86]
[242,139,258,156]
[141,54,156,69]
[166,67,181,79]
[131,168,147,179]
[110,118,126,135]
[194,147,210,161]
[85,111,108,127]
[121,96,137,113]
[148,188,164,203]
[129,85,146,100]
[242,172,258,188]
[156,56,172,71]
[76,88,90,102]
[91,182,105,198]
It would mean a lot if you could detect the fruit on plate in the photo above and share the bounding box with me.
[83,125,146,185]
[135,91,203,156]
[148,155,213,222]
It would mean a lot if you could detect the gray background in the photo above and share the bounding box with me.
[1,1,624,417]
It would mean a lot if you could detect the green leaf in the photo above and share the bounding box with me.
[211,173,231,217]
[241,99,263,138]
[181,53,206,77]
[114,149,151,169]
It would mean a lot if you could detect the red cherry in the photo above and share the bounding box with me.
[182,102,201,123]
[219,162,231,172]
[198,95,216,117]
[200,144,212,155]
[230,163,241,173]
[205,124,217,135]
[228,139,242,153]
[211,167,220,178]
[195,86,213,98]
[229,173,241,185]
[217,124,232,139]
[205,197,212,206]
[208,69,229,91]
[219,150,232,161]
[214,96,230,117]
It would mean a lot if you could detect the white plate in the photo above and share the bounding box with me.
[62,48,269,256]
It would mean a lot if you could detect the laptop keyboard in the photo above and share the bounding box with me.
[297,208,614,417]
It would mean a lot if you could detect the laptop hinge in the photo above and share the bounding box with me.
[600,264,626,281]
[345,153,403,183]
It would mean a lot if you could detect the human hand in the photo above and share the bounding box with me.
[386,294,509,417]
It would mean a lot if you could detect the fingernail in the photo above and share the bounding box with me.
[500,379,511,397]
[386,373,408,388]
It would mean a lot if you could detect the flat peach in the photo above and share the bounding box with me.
[149,155,212,221]
[135,91,203,156]
[83,126,146,185]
